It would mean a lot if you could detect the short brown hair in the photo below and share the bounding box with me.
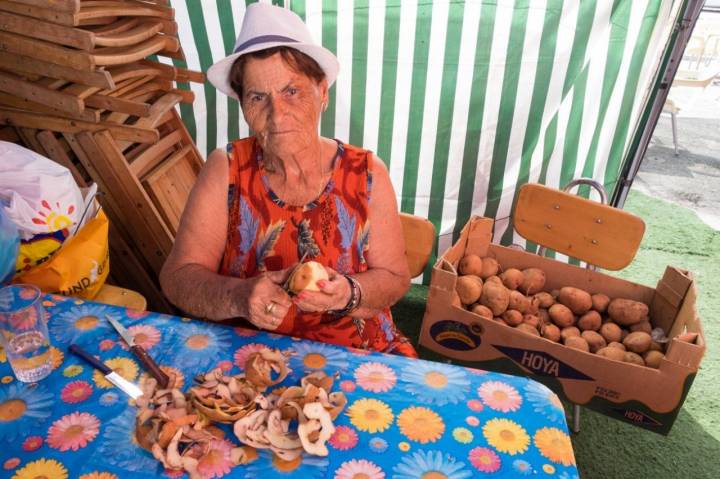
[229,47,326,99]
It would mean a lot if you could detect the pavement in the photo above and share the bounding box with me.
[634,14,720,231]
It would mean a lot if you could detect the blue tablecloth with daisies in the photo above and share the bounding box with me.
[0,295,579,479]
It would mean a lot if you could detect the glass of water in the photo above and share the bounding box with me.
[0,284,52,382]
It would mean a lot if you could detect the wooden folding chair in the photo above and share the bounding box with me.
[513,179,646,431]
[399,213,436,278]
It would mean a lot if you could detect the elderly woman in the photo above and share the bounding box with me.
[160,3,416,357]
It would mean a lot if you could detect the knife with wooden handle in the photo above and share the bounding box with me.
[106,315,169,388]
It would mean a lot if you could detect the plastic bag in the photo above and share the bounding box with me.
[13,208,110,299]
[0,206,19,284]
[0,141,83,239]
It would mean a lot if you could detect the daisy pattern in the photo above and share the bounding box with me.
[196,439,235,478]
[243,449,328,479]
[99,392,118,406]
[392,450,472,479]
[47,412,100,451]
[347,398,394,433]
[97,408,159,472]
[79,473,118,479]
[234,327,258,337]
[340,380,356,392]
[0,383,53,442]
[125,324,161,350]
[60,381,93,403]
[399,361,470,406]
[49,347,64,370]
[92,357,139,389]
[477,381,522,412]
[99,340,115,351]
[534,427,576,466]
[468,447,501,473]
[466,416,480,427]
[396,407,445,444]
[452,427,473,444]
[233,343,267,369]
[290,342,349,372]
[524,381,565,424]
[11,458,68,479]
[329,425,359,450]
[369,437,388,453]
[354,362,397,393]
[466,399,484,412]
[63,364,83,377]
[22,436,43,451]
[49,304,112,344]
[5,457,20,470]
[165,323,232,373]
[513,459,533,476]
[483,418,530,455]
[334,459,384,479]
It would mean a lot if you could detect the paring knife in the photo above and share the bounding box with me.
[282,250,310,293]
[106,315,169,388]
[68,344,143,399]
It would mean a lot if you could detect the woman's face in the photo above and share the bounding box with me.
[240,52,328,157]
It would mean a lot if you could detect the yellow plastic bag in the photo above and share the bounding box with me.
[14,209,110,299]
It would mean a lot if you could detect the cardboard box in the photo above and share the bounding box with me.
[419,217,705,434]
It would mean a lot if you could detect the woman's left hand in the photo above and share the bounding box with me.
[293,267,351,313]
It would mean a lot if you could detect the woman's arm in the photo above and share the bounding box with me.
[296,155,411,318]
[159,148,291,327]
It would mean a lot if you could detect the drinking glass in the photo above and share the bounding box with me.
[0,284,52,382]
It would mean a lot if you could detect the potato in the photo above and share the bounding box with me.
[565,336,590,352]
[597,346,625,362]
[485,275,503,285]
[607,298,649,326]
[523,314,540,329]
[500,268,524,290]
[458,254,483,276]
[480,281,510,316]
[577,311,602,331]
[623,331,652,354]
[643,350,664,369]
[608,341,626,351]
[629,321,652,334]
[549,304,575,328]
[493,316,506,325]
[649,341,664,352]
[288,261,329,292]
[558,287,592,315]
[623,352,645,366]
[541,324,561,342]
[591,293,610,313]
[526,295,541,315]
[480,257,500,279]
[502,310,523,327]
[534,292,555,309]
[456,275,483,305]
[471,304,494,320]
[551,289,560,300]
[516,323,540,337]
[560,326,581,342]
[521,268,546,295]
[508,290,531,313]
[581,330,606,353]
[537,308,551,325]
[599,322,623,344]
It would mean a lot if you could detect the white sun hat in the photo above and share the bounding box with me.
[207,3,339,101]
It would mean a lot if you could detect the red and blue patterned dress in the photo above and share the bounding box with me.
[219,137,417,357]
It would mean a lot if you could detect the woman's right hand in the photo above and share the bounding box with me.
[237,269,293,330]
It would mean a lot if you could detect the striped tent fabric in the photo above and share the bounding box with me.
[164,0,683,281]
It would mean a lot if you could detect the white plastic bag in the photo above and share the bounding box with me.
[0,141,83,240]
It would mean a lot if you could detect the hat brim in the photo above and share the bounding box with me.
[207,43,339,101]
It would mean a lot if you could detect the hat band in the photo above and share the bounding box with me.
[233,34,299,54]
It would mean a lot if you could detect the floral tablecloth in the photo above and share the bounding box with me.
[0,295,579,479]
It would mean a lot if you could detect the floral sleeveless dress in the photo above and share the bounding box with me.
[219,137,417,358]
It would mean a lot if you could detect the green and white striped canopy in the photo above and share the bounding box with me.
[164,0,683,278]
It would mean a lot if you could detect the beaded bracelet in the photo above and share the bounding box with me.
[328,274,362,317]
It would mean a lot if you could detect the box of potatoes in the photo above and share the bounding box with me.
[419,216,705,434]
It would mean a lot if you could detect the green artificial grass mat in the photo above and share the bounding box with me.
[391,190,719,478]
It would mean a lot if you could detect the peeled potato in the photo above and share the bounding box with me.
[288,261,329,293]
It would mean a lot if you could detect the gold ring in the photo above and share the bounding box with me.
[264,302,276,315]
